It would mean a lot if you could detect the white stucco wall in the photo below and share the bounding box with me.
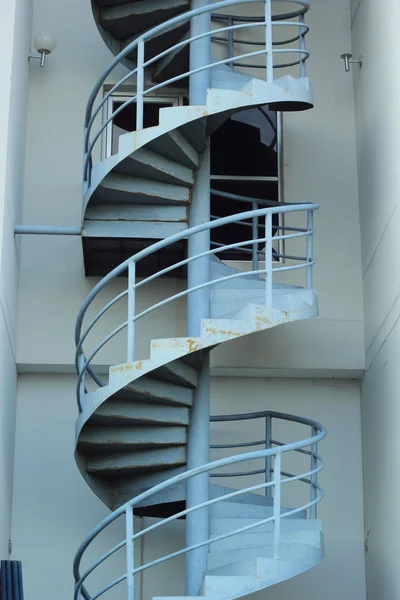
[0,0,32,556]
[11,375,366,600]
[351,1,400,598]
[16,0,365,378]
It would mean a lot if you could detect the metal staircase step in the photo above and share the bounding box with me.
[115,148,194,187]
[210,517,322,536]
[208,529,322,552]
[206,546,323,580]
[99,0,189,39]
[85,203,188,222]
[152,359,199,389]
[91,399,190,426]
[94,173,191,205]
[209,500,306,520]
[210,484,274,507]
[206,539,323,572]
[86,446,186,475]
[78,425,187,451]
[119,375,194,407]
[83,219,187,239]
[199,575,257,600]
[147,129,199,170]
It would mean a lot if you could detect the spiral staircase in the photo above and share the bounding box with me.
[74,2,327,600]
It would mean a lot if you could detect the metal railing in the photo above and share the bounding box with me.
[210,411,322,519]
[73,410,325,600]
[83,0,310,187]
[75,201,318,411]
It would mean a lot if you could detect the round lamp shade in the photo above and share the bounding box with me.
[33,32,57,54]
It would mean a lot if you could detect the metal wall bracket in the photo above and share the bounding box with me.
[341,53,362,72]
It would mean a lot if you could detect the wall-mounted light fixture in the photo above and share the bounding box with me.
[341,52,362,72]
[28,32,57,67]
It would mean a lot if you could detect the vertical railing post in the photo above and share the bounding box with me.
[252,201,259,272]
[227,17,234,65]
[265,211,273,306]
[265,0,273,82]
[299,13,306,78]
[265,414,272,497]
[273,451,281,559]
[125,506,135,600]
[136,40,145,131]
[306,210,313,290]
[127,261,136,363]
[310,426,318,519]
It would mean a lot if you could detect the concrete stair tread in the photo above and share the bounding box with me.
[95,173,191,205]
[86,445,186,475]
[206,539,323,572]
[115,148,194,187]
[208,529,322,552]
[78,424,187,452]
[90,399,190,426]
[99,0,190,40]
[205,544,323,579]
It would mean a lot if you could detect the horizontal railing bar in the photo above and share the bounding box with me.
[210,439,266,448]
[210,242,253,252]
[272,258,315,273]
[211,175,278,182]
[211,34,302,47]
[211,2,309,22]
[75,289,128,364]
[211,468,266,477]
[271,439,313,456]
[144,21,265,71]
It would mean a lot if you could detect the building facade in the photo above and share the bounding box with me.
[0,0,398,599]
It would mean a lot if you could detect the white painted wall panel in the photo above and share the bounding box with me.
[351,0,400,598]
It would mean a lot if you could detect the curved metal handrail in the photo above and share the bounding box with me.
[83,0,310,184]
[75,201,318,409]
[74,410,326,600]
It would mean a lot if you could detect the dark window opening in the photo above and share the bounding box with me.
[210,107,280,261]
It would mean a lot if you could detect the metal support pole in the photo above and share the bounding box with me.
[265,0,273,82]
[186,354,210,596]
[252,201,258,271]
[310,426,318,519]
[187,4,211,592]
[187,141,211,336]
[265,415,272,497]
[273,452,281,559]
[299,13,306,78]
[265,211,273,306]
[78,353,86,408]
[189,0,211,104]
[127,261,136,362]
[136,40,145,130]
[306,210,313,289]
[125,506,135,600]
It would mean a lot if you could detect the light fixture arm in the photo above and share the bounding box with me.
[28,51,49,67]
[341,52,362,72]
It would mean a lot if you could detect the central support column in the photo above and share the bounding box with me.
[186,0,212,595]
